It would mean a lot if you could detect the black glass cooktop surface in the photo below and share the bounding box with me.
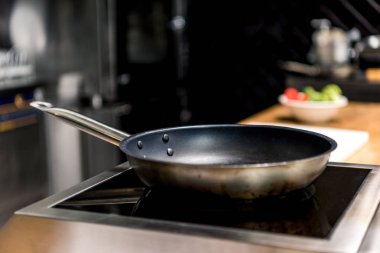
[55,165,370,239]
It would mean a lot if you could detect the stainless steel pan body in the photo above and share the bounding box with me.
[30,102,337,199]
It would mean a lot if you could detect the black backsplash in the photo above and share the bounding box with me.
[117,0,380,131]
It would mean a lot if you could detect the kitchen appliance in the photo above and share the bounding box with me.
[30,101,337,200]
[309,19,352,70]
[284,19,360,79]
[357,35,380,82]
[358,35,380,69]
[0,83,48,228]
[1,161,380,253]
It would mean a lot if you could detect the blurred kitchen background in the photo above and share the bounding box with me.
[1,0,380,226]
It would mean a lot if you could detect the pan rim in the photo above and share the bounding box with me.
[120,124,337,168]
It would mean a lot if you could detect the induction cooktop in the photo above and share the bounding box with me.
[56,164,369,239]
[10,162,380,253]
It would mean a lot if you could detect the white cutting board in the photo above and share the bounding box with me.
[246,122,369,162]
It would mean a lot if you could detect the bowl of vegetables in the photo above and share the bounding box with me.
[278,84,348,123]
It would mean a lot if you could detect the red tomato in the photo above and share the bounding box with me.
[296,92,309,101]
[284,87,299,100]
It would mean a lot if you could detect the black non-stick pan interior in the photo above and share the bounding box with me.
[121,125,336,166]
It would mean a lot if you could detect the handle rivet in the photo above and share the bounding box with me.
[167,148,174,156]
[162,134,169,143]
[137,141,143,149]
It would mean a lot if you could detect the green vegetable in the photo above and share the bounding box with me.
[322,84,342,101]
[303,84,342,101]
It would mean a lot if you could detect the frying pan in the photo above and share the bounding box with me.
[30,101,337,200]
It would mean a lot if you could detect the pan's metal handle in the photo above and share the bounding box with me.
[30,101,130,146]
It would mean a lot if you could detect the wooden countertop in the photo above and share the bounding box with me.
[239,102,380,165]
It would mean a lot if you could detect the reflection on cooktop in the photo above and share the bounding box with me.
[56,165,370,239]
